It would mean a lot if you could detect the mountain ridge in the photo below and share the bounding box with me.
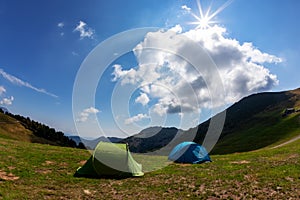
[0,110,79,148]
[124,87,300,154]
[69,136,122,149]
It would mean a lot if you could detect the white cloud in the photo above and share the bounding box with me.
[181,5,191,12]
[0,69,58,98]
[170,24,183,33]
[57,22,65,36]
[111,64,140,85]
[84,107,99,114]
[240,42,282,64]
[57,22,64,28]
[112,25,282,116]
[74,21,95,39]
[0,86,14,106]
[124,113,150,125]
[72,51,79,56]
[135,93,150,106]
[0,96,14,106]
[183,25,281,102]
[0,86,6,95]
[77,107,100,122]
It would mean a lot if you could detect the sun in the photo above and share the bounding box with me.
[198,16,211,29]
[187,0,234,29]
[190,15,216,29]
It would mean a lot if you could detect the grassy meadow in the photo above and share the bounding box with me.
[0,134,299,199]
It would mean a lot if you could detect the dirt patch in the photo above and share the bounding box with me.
[230,160,250,164]
[7,156,16,160]
[0,170,19,181]
[7,166,16,170]
[287,154,299,159]
[83,189,92,195]
[271,135,300,149]
[43,160,55,165]
[60,162,68,167]
[177,163,191,167]
[83,189,96,198]
[79,160,86,165]
[35,169,52,174]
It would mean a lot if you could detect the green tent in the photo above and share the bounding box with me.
[74,142,144,178]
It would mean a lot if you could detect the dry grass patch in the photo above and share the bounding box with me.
[0,170,19,181]
[230,160,251,164]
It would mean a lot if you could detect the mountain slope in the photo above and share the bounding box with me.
[125,88,300,155]
[0,113,31,141]
[0,111,77,147]
[0,112,47,143]
[205,88,300,154]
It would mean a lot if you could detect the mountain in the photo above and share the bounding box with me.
[207,87,300,154]
[0,111,78,148]
[68,136,83,145]
[122,127,184,154]
[124,88,300,155]
[1,88,299,153]
[69,136,122,149]
[0,110,49,144]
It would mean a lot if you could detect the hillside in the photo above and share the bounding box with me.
[0,111,78,148]
[0,112,52,144]
[206,88,300,154]
[0,131,299,199]
[125,88,300,154]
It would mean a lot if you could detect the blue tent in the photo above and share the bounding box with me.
[168,142,211,164]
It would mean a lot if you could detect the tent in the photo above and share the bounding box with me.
[75,142,144,178]
[168,142,211,164]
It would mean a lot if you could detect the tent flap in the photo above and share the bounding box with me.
[74,157,97,177]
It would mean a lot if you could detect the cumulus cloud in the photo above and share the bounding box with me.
[0,96,13,106]
[125,113,150,125]
[135,93,150,106]
[77,107,100,122]
[74,21,95,39]
[0,69,58,98]
[111,64,139,84]
[112,25,282,116]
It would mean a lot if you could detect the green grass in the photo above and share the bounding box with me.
[212,112,300,154]
[0,136,299,199]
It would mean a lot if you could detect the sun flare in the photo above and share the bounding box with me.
[188,0,234,29]
[190,15,216,29]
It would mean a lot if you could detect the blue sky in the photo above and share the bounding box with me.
[0,0,299,138]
